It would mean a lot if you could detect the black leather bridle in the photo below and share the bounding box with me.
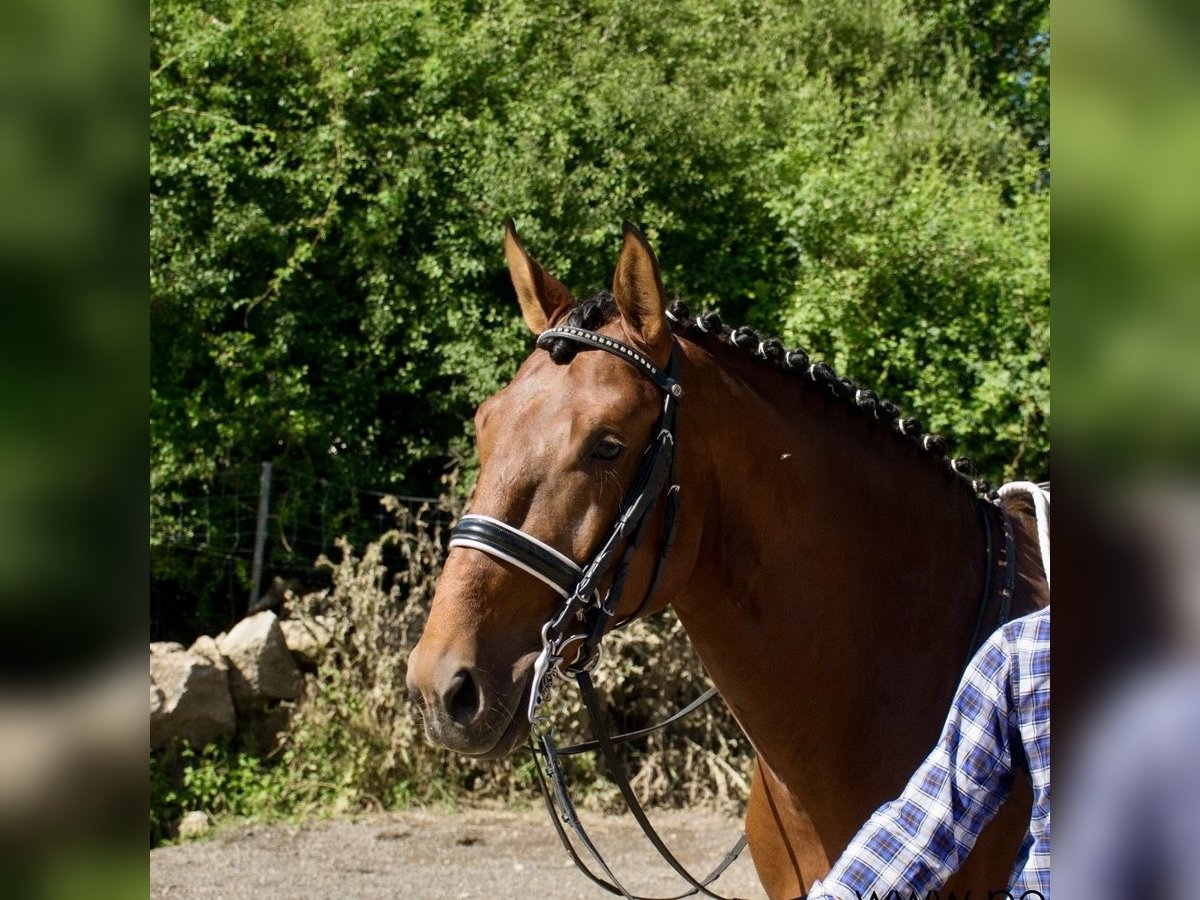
[449,324,686,723]
[446,325,748,900]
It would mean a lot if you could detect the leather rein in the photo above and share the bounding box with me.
[448,325,748,900]
[445,323,1021,900]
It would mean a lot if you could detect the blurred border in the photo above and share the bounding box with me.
[0,0,147,894]
[1055,0,1200,895]
[1,0,1198,892]
[1053,0,1200,679]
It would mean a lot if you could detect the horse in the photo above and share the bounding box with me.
[406,221,1050,898]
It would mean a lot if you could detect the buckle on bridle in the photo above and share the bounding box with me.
[528,613,610,725]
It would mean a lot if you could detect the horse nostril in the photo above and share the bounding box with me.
[443,669,481,727]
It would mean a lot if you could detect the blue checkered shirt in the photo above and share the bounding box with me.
[809,606,1050,900]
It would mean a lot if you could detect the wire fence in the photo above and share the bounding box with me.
[151,460,453,641]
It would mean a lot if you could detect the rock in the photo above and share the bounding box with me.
[217,611,303,714]
[150,644,236,749]
[188,635,226,671]
[279,616,333,669]
[177,810,212,840]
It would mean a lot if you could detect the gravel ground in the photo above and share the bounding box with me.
[150,807,766,899]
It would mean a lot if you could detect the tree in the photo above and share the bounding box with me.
[916,0,1049,156]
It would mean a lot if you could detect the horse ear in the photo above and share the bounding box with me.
[612,221,669,356]
[504,218,572,334]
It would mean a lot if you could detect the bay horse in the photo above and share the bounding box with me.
[406,221,1050,898]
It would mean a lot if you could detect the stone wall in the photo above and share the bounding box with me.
[150,609,332,751]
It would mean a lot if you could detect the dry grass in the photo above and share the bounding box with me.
[284,495,754,814]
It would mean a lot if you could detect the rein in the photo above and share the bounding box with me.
[448,326,749,899]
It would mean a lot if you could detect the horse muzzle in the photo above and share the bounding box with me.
[405,646,532,759]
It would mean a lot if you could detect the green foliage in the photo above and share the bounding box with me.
[151,0,1049,629]
[760,92,1049,479]
[150,742,293,844]
[916,0,1049,155]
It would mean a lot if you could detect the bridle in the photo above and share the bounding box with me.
[449,325,686,725]
[447,325,749,899]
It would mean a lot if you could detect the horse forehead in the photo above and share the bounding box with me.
[490,346,649,422]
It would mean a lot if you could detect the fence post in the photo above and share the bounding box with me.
[249,461,272,614]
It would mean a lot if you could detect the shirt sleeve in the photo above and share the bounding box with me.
[808,630,1020,899]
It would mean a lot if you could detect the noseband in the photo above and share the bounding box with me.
[448,324,684,724]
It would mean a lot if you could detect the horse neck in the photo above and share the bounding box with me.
[669,337,986,831]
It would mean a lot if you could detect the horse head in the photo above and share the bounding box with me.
[406,221,685,758]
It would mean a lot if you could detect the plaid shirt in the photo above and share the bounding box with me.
[809,606,1051,900]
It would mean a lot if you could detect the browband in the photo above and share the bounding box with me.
[537,326,683,398]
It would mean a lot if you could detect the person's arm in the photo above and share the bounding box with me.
[808,630,1020,899]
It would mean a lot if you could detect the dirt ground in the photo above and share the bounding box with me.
[150,806,766,899]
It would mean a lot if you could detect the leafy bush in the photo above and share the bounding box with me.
[282,498,473,810]
[761,109,1049,479]
[151,0,1048,633]
[150,742,293,844]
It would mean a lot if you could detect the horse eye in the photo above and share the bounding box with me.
[592,438,624,461]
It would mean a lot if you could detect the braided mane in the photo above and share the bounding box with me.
[542,291,991,499]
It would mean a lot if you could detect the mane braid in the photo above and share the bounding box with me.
[543,291,619,363]
[542,294,992,499]
[663,299,992,500]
